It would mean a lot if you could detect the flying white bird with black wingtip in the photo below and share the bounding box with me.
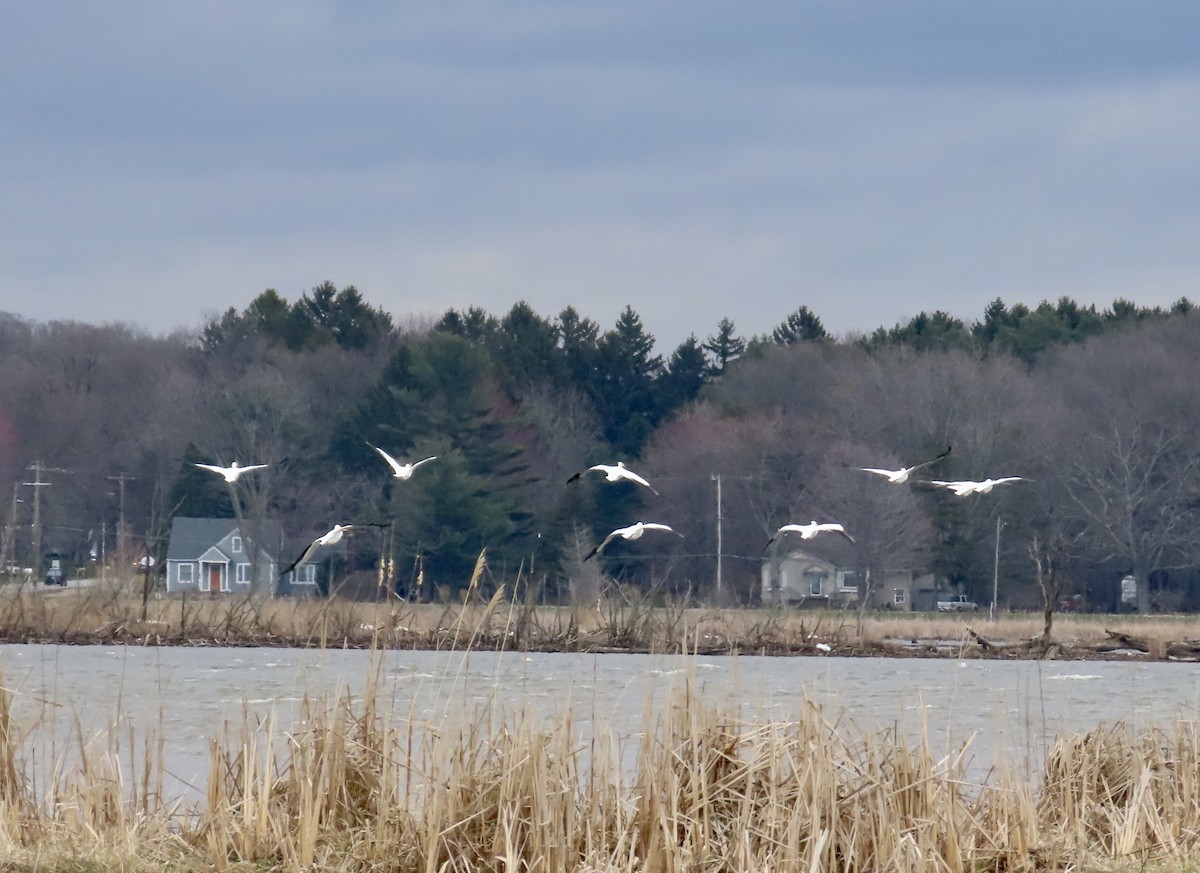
[583,522,681,561]
[369,444,438,480]
[765,521,855,550]
[280,522,387,577]
[859,445,951,484]
[194,461,268,483]
[927,477,1024,496]
[568,461,659,495]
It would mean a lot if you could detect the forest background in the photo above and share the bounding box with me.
[3,285,1200,616]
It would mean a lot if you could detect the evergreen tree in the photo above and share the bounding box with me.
[880,311,973,352]
[590,306,664,454]
[297,281,391,350]
[338,332,535,591]
[556,306,600,388]
[490,301,562,394]
[168,443,234,518]
[661,334,708,410]
[703,317,746,377]
[772,305,829,345]
[199,307,253,355]
[434,306,497,340]
[245,289,292,344]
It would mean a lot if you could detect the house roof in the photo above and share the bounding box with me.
[166,517,282,562]
[772,546,838,570]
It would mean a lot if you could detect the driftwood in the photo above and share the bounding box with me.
[1094,629,1151,653]
[1166,640,1200,660]
[967,628,994,650]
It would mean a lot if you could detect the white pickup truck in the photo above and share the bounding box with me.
[935,594,979,612]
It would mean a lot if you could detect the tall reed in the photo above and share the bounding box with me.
[4,659,1200,870]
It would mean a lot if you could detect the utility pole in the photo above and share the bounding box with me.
[990,516,1005,622]
[24,461,50,580]
[1,482,19,575]
[712,473,723,601]
[107,472,135,563]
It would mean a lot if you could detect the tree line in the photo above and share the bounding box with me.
[1,284,1197,613]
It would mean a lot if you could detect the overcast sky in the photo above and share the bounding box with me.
[3,2,1198,350]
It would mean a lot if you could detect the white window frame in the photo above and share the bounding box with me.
[231,535,242,554]
[836,571,859,593]
[236,562,252,584]
[178,563,194,584]
[806,571,825,597]
[292,563,316,585]
[893,588,906,606]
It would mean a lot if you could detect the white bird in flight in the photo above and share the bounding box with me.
[280,523,386,576]
[765,521,855,549]
[567,461,659,495]
[927,477,1024,496]
[860,446,951,484]
[194,461,268,483]
[583,522,681,561]
[370,445,438,480]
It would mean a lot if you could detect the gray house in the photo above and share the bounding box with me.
[761,546,933,611]
[165,518,317,595]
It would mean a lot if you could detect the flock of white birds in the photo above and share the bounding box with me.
[194,444,1025,575]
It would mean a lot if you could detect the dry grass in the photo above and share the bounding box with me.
[2,574,1199,660]
[1,655,1200,872]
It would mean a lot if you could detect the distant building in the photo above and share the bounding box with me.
[761,546,933,611]
[164,517,317,595]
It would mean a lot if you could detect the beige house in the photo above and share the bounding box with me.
[761,546,934,611]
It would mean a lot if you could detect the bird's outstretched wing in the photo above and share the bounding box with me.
[859,467,897,478]
[583,530,620,562]
[619,469,660,495]
[640,523,679,535]
[826,524,856,544]
[194,463,227,475]
[411,456,437,470]
[370,444,405,476]
[993,477,1024,486]
[921,446,950,467]
[280,540,320,577]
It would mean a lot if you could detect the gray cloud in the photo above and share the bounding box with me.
[3,2,1199,349]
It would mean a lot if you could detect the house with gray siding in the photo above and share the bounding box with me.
[165,517,317,595]
[761,546,933,611]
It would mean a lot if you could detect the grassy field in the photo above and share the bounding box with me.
[1,575,1198,659]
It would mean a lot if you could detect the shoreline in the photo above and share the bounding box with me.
[4,579,1198,661]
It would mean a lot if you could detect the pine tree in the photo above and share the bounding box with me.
[661,334,708,410]
[773,305,829,345]
[703,317,746,377]
[490,301,562,395]
[338,332,536,591]
[556,306,600,389]
[590,306,663,454]
[168,443,234,518]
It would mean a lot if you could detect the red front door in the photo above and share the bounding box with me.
[209,565,220,594]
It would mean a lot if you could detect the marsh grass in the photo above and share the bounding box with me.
[3,654,1200,872]
[5,574,1200,662]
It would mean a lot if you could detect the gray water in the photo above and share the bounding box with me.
[2,644,1197,801]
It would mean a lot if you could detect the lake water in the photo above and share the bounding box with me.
[2,644,1197,801]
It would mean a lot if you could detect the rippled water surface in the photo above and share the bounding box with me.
[2,645,1198,798]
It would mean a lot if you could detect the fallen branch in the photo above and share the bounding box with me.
[1097,629,1150,653]
[967,627,993,650]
